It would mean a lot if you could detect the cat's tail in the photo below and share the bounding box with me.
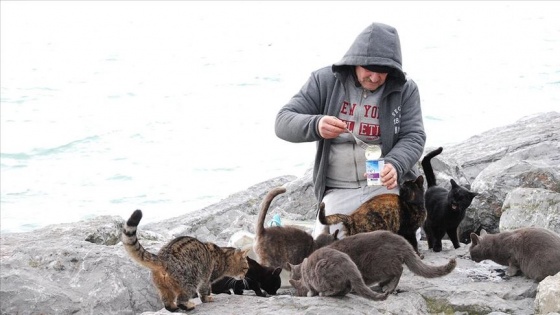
[350,271,389,301]
[255,186,287,237]
[121,209,163,270]
[404,252,457,278]
[318,203,349,226]
[421,147,443,187]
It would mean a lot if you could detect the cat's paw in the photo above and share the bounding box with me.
[178,301,196,311]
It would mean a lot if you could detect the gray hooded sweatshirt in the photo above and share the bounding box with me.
[275,22,426,208]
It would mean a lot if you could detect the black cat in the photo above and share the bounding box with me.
[421,147,478,252]
[211,256,282,296]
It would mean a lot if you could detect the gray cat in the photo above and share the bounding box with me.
[288,247,388,301]
[253,186,339,269]
[469,227,560,281]
[328,230,456,294]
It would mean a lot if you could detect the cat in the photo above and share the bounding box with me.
[211,256,282,296]
[287,247,388,301]
[253,186,339,269]
[318,175,426,256]
[469,227,560,282]
[121,209,250,312]
[328,230,457,294]
[422,147,478,252]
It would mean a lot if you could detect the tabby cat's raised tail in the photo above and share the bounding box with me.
[121,209,162,270]
[255,186,287,237]
[421,147,443,188]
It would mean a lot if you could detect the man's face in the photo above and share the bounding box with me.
[355,66,388,91]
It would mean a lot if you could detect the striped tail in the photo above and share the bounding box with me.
[318,204,350,226]
[121,209,163,270]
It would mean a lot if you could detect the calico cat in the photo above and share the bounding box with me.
[253,186,339,269]
[121,209,249,312]
[211,256,282,296]
[469,227,560,282]
[422,147,478,252]
[328,230,456,294]
[319,175,426,256]
[287,247,388,301]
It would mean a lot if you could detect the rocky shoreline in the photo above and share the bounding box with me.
[1,112,559,314]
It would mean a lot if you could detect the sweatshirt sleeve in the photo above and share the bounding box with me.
[383,79,426,179]
[275,72,325,143]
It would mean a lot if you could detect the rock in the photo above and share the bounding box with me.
[535,272,560,314]
[500,188,560,233]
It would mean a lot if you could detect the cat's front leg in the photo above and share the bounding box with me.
[307,287,319,297]
[447,228,461,249]
[198,283,215,303]
[506,264,520,277]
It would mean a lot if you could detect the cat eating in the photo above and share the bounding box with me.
[211,256,282,296]
[469,227,560,282]
[121,209,249,312]
[287,247,388,301]
[318,175,426,256]
[253,186,339,270]
[328,230,457,294]
[421,147,478,252]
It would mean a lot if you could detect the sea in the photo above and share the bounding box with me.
[1,1,559,233]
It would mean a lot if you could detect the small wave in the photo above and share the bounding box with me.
[1,135,101,159]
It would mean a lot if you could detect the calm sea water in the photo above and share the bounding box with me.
[1,2,559,233]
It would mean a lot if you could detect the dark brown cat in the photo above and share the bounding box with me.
[253,186,339,269]
[319,175,426,256]
[469,227,560,282]
[121,209,249,312]
[288,247,388,301]
[328,230,456,294]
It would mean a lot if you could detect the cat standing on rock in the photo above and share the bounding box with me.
[328,230,457,294]
[253,186,339,269]
[469,227,560,282]
[421,147,478,252]
[288,247,388,301]
[121,209,249,312]
[318,175,426,256]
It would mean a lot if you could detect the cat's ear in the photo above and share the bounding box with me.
[450,179,459,188]
[416,175,424,186]
[470,191,479,198]
[284,263,292,271]
[273,267,282,276]
[241,248,251,257]
[332,229,340,240]
[470,232,480,245]
[480,229,488,236]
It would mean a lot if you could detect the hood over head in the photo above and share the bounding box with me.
[333,22,406,84]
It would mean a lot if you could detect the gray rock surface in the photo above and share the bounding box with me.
[2,112,560,315]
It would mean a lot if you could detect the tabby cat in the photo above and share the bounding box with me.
[121,209,249,312]
[211,256,282,296]
[422,147,478,252]
[253,186,339,269]
[328,230,457,294]
[319,175,426,256]
[288,247,388,300]
[470,227,560,282]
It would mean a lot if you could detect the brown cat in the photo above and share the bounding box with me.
[253,186,339,269]
[121,209,250,312]
[288,247,388,301]
[319,175,426,256]
[328,230,456,294]
[469,227,560,282]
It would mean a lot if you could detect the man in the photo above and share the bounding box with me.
[275,22,425,237]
